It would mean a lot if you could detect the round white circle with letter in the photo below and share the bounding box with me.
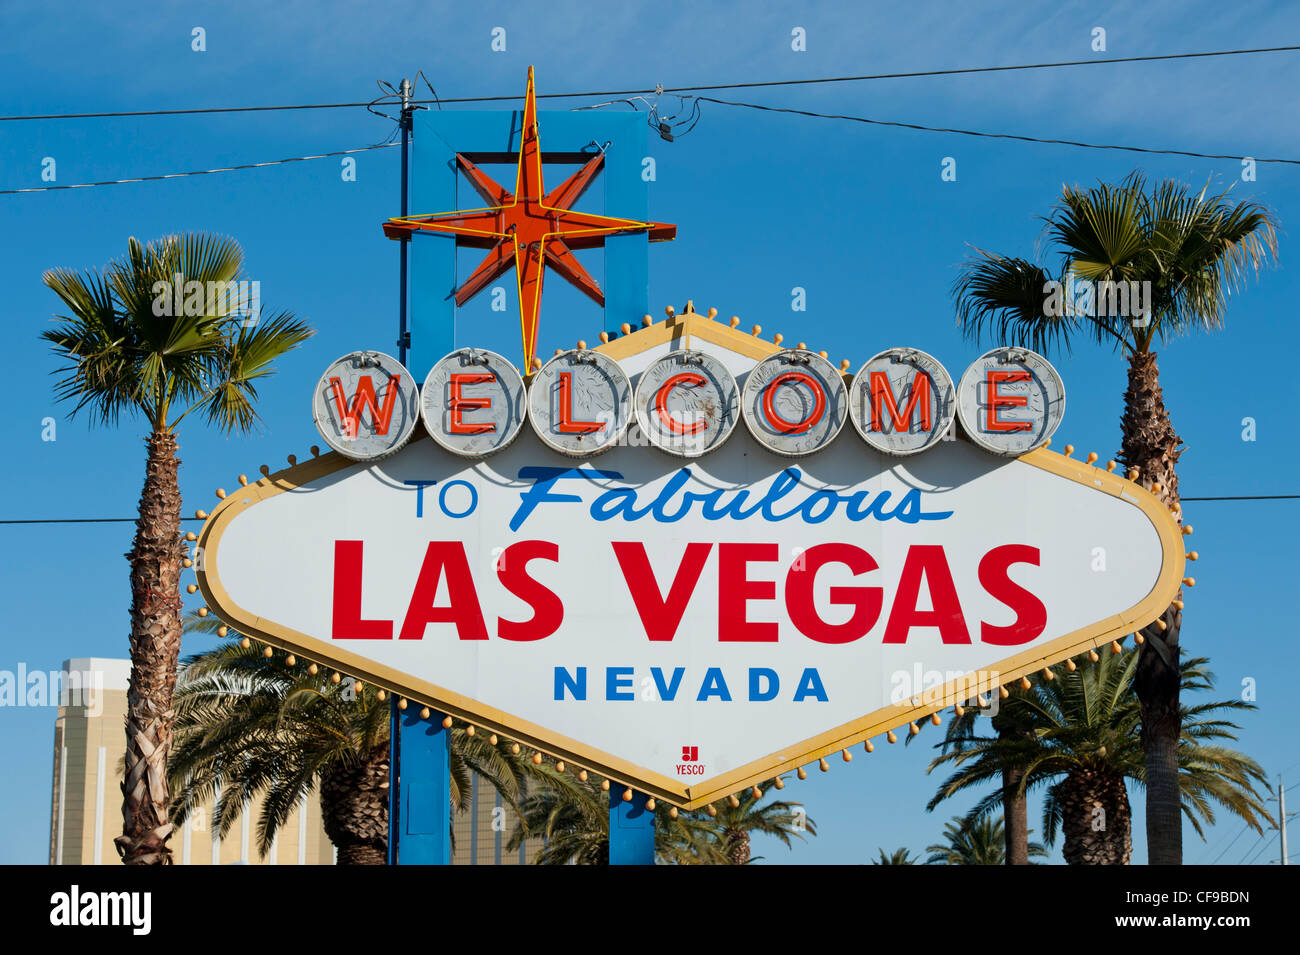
[312,351,420,461]
[421,349,526,458]
[633,350,739,458]
[849,348,956,456]
[527,348,632,457]
[956,346,1066,456]
[741,350,848,457]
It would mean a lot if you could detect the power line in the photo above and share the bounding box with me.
[1206,821,1249,864]
[10,100,1300,197]
[3,491,1299,525]
[0,518,204,525]
[0,142,398,195]
[694,96,1300,166]
[3,45,1298,123]
[1182,494,1300,501]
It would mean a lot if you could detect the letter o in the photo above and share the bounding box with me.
[762,371,826,434]
[438,479,478,518]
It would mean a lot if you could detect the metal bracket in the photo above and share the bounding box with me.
[891,348,922,365]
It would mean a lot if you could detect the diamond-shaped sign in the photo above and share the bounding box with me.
[196,310,1183,808]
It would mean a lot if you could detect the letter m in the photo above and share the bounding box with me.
[329,375,400,438]
[870,371,932,433]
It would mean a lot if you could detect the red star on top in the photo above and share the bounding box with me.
[383,66,676,371]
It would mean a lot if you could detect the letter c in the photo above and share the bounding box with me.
[654,372,708,435]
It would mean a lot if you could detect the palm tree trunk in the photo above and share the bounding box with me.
[115,432,185,865]
[321,744,390,864]
[337,844,387,865]
[725,828,751,865]
[1119,351,1184,865]
[1058,767,1132,865]
[1002,764,1030,865]
[993,714,1030,864]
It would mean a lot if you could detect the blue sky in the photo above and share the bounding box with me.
[1,0,1297,865]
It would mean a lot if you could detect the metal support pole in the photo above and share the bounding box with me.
[1280,781,1289,866]
[398,77,412,364]
[390,707,451,864]
[386,77,451,865]
[608,788,655,864]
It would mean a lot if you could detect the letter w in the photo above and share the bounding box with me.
[329,375,399,437]
[612,542,712,641]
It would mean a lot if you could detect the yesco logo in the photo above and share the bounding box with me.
[677,745,704,776]
[49,885,151,935]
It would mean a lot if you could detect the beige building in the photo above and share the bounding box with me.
[49,657,541,865]
[49,657,333,865]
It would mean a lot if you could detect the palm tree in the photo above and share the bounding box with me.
[169,624,531,864]
[710,781,816,864]
[927,651,1272,864]
[504,763,729,865]
[872,847,918,865]
[506,769,815,864]
[909,695,1037,864]
[42,234,312,863]
[924,815,1048,865]
[952,173,1277,863]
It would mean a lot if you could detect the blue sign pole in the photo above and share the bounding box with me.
[391,706,452,864]
[609,789,656,865]
[388,80,453,866]
[400,99,657,866]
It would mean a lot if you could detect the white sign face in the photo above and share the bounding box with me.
[527,349,631,457]
[850,348,956,456]
[741,350,848,457]
[312,352,421,461]
[199,419,1182,807]
[633,350,739,458]
[957,347,1066,456]
[422,349,526,458]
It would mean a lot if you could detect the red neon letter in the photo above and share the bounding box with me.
[719,543,779,642]
[329,374,399,438]
[785,543,883,644]
[556,372,604,434]
[613,542,712,642]
[496,540,563,641]
[870,370,932,433]
[447,373,495,435]
[331,540,393,639]
[985,370,1032,432]
[761,372,826,435]
[882,545,970,644]
[654,372,708,436]
[399,542,488,640]
[978,544,1046,646]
